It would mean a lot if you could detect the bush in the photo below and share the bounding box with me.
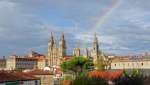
[62,75,72,83]
[115,69,146,85]
[70,75,108,85]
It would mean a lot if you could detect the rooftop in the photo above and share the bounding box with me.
[25,69,54,75]
[0,70,39,83]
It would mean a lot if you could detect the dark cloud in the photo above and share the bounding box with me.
[0,0,150,57]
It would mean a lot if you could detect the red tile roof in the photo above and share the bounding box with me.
[61,56,74,62]
[24,56,37,59]
[36,57,45,61]
[10,54,19,58]
[0,70,39,83]
[25,69,53,75]
[88,71,122,82]
[122,56,131,59]
[56,68,62,74]
[62,80,71,85]
[114,56,121,59]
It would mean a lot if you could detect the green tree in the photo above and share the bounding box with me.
[96,54,104,71]
[122,68,129,77]
[62,75,72,83]
[108,58,113,70]
[131,68,138,77]
[115,69,146,85]
[70,75,108,85]
[60,56,92,78]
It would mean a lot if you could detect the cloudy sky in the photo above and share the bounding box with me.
[0,0,150,57]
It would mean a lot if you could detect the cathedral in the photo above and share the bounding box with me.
[45,31,103,67]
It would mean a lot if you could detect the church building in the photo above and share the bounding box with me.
[45,32,104,67]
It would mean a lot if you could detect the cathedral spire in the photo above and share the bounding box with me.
[73,44,80,56]
[49,32,54,42]
[58,31,66,59]
[94,33,98,43]
[59,31,65,42]
[91,33,99,64]
[76,44,79,49]
[84,46,88,51]
[83,46,88,58]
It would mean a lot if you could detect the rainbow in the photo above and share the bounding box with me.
[82,0,124,47]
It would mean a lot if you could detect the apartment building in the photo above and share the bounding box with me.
[6,54,38,70]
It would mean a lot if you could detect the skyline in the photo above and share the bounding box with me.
[0,0,150,57]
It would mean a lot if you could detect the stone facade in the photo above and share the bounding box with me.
[37,57,46,70]
[46,31,66,67]
[45,32,104,67]
[6,57,38,70]
[91,34,102,64]
[73,45,80,56]
[26,69,54,85]
[37,75,54,85]
[0,56,6,69]
[83,47,88,58]
[48,32,104,66]
[111,60,150,69]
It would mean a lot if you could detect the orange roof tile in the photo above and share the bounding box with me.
[62,80,71,85]
[88,71,122,82]
[36,57,45,61]
[122,56,131,59]
[0,70,39,83]
[56,68,62,74]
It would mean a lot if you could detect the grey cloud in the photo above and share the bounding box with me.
[0,0,150,57]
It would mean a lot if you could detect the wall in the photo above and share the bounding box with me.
[34,75,54,85]
[111,60,150,69]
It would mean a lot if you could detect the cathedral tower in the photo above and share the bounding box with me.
[52,41,57,66]
[91,34,99,64]
[83,47,88,58]
[73,44,80,56]
[58,31,67,65]
[46,32,55,66]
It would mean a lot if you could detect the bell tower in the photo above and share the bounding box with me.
[83,46,88,58]
[58,31,67,65]
[91,34,99,64]
[46,32,55,66]
[73,44,80,56]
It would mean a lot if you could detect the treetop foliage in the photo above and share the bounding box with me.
[60,56,92,77]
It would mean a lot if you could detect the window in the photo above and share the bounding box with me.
[43,76,46,80]
[142,63,143,65]
[123,63,125,66]
[132,63,134,66]
[128,63,129,66]
[115,64,116,66]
